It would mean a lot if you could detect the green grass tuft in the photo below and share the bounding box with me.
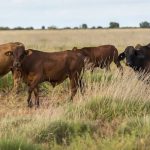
[35,120,93,146]
[0,139,41,150]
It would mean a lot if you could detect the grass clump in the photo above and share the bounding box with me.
[35,120,93,146]
[66,96,150,121]
[0,138,41,150]
[0,74,13,91]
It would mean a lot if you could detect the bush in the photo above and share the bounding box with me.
[97,26,103,29]
[66,96,150,121]
[47,26,57,30]
[0,139,41,150]
[91,26,96,29]
[41,26,45,30]
[35,120,93,146]
[109,22,120,28]
[139,21,150,28]
[81,24,88,29]
[0,27,10,30]
[12,27,34,30]
[63,27,71,29]
[0,73,13,90]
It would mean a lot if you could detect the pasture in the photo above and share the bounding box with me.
[0,29,150,150]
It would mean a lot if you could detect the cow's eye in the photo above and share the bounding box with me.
[20,54,24,59]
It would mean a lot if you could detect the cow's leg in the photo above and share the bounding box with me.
[27,86,34,107]
[105,64,111,72]
[79,78,84,94]
[114,60,123,76]
[69,74,79,101]
[27,79,40,107]
[12,70,21,94]
[34,86,39,107]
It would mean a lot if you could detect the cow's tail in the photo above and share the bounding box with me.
[79,60,85,94]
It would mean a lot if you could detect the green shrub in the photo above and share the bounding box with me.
[66,97,150,121]
[35,120,93,146]
[0,139,41,150]
[85,71,113,84]
[0,74,13,90]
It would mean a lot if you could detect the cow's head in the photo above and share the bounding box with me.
[5,47,32,69]
[118,46,135,63]
[118,46,145,70]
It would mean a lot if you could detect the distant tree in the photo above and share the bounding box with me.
[41,26,45,30]
[0,27,10,30]
[25,27,34,30]
[139,21,150,28]
[47,26,57,30]
[81,24,88,29]
[63,27,71,29]
[97,26,103,29]
[74,27,79,29]
[109,22,120,28]
[13,26,34,30]
[91,26,96,29]
[13,26,24,30]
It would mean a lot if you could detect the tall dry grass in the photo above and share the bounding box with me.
[0,29,150,51]
[0,29,150,149]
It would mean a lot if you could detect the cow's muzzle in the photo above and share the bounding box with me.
[13,61,21,68]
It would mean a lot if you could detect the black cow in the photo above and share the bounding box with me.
[118,44,150,75]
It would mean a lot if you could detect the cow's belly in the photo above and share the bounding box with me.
[46,73,68,87]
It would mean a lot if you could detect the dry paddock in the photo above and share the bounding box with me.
[0,29,150,149]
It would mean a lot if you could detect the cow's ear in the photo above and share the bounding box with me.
[118,52,125,61]
[135,44,142,50]
[146,43,150,48]
[5,51,13,56]
[72,47,78,51]
[25,49,32,56]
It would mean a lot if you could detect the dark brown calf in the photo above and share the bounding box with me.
[72,45,123,73]
[7,49,84,107]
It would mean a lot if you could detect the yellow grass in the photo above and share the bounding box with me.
[0,29,150,149]
[0,29,150,52]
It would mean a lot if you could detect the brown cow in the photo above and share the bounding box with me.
[72,45,123,73]
[0,42,25,90]
[6,48,84,107]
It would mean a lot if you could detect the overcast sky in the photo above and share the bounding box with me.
[0,0,150,28]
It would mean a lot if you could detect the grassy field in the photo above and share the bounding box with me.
[0,29,150,150]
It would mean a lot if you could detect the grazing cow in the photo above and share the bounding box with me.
[0,42,25,90]
[6,48,84,107]
[118,44,150,74]
[72,45,123,73]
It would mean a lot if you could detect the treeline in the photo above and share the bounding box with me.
[0,26,34,30]
[0,21,150,30]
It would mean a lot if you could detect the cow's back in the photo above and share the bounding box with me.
[21,50,84,83]
[93,45,118,59]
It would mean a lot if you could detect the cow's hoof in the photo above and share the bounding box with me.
[35,105,40,109]
[28,101,33,108]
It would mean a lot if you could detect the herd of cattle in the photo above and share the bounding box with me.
[0,42,150,108]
